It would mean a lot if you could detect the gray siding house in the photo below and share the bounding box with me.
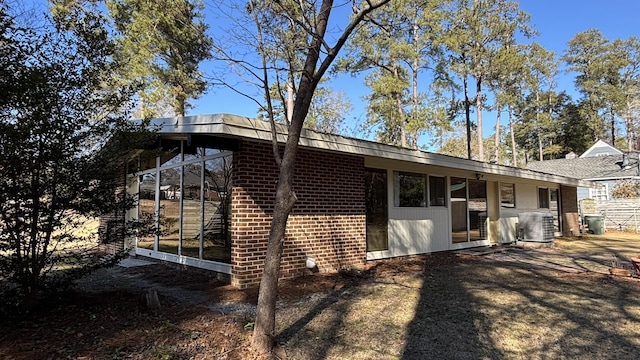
[526,140,640,202]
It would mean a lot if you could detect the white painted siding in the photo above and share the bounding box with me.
[388,207,450,256]
[498,182,559,242]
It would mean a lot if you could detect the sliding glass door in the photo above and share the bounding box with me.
[450,177,487,244]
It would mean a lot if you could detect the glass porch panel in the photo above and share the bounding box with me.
[158,167,180,255]
[202,156,232,263]
[159,147,181,167]
[137,172,157,250]
[450,177,468,244]
[366,168,388,252]
[468,179,487,241]
[181,163,203,259]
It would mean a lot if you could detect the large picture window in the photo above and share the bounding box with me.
[128,141,233,267]
[394,172,447,208]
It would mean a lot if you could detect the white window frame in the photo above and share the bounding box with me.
[589,183,609,200]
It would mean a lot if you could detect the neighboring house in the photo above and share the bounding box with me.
[526,140,640,202]
[110,114,594,288]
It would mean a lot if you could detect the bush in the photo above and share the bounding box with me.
[0,4,146,301]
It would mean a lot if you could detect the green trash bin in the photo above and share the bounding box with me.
[584,215,604,235]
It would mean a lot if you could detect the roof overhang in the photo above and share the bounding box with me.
[147,114,596,188]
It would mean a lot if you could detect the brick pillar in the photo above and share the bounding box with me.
[560,185,580,237]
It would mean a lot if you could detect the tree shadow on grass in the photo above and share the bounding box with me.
[277,288,352,360]
[402,255,640,359]
[401,260,501,359]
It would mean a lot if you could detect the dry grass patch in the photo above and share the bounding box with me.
[555,231,640,260]
[3,239,640,359]
[275,258,640,359]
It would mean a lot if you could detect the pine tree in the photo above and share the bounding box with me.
[106,0,212,117]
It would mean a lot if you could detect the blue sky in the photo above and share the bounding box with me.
[20,0,640,141]
[193,0,640,142]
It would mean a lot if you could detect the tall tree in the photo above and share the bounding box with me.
[557,97,592,155]
[612,36,640,150]
[336,0,449,148]
[105,0,213,117]
[563,29,614,143]
[521,42,559,160]
[441,0,534,161]
[210,0,393,354]
[487,43,526,165]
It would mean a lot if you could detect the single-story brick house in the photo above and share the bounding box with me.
[114,114,593,288]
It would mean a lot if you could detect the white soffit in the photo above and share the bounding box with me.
[149,114,593,188]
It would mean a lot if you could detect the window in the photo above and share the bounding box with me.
[429,176,446,206]
[538,187,549,209]
[500,183,516,208]
[130,141,233,265]
[589,184,609,200]
[365,168,388,252]
[394,171,425,207]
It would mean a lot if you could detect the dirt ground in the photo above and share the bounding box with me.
[0,253,467,360]
[1,237,639,359]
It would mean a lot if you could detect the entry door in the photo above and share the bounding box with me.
[365,168,388,252]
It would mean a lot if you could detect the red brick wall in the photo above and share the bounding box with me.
[560,185,580,237]
[230,140,366,288]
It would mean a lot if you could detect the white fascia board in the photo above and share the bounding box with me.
[149,114,593,188]
[586,176,640,181]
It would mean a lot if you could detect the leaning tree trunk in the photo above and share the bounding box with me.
[251,138,299,352]
[251,0,332,353]
[250,0,392,353]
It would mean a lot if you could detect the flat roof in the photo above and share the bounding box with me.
[148,113,595,188]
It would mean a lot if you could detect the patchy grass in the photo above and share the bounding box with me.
[555,231,640,259]
[2,236,640,359]
[277,260,640,359]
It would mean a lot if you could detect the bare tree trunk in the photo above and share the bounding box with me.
[251,136,299,352]
[286,75,294,125]
[412,15,419,150]
[536,91,543,161]
[494,104,501,163]
[626,101,633,151]
[509,104,517,167]
[476,76,484,161]
[464,73,472,160]
[538,131,543,161]
[250,0,397,354]
[393,61,407,148]
[610,109,616,146]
